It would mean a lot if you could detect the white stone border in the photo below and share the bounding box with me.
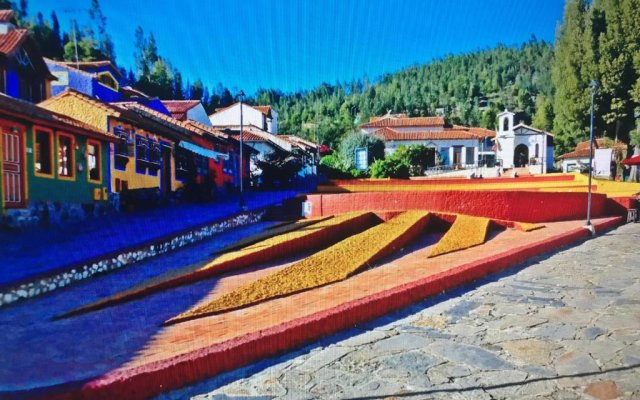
[0,210,266,308]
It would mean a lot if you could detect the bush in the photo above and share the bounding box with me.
[370,158,410,179]
[319,154,369,179]
[369,144,435,178]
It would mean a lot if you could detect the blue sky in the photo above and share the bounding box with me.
[30,0,565,96]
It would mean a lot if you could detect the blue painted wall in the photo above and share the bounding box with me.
[47,61,122,101]
[6,70,20,98]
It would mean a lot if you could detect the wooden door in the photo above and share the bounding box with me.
[2,125,26,208]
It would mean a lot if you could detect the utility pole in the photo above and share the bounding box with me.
[238,90,245,210]
[585,80,598,236]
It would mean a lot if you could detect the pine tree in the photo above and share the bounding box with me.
[173,71,184,100]
[89,0,115,63]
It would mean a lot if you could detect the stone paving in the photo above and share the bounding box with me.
[158,222,640,400]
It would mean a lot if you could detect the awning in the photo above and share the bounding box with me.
[179,141,229,160]
[622,155,640,165]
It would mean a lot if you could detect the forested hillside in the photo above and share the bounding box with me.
[256,41,554,148]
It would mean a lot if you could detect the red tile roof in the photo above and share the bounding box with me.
[161,100,201,120]
[468,127,496,138]
[254,105,272,116]
[0,9,14,22]
[236,131,268,142]
[373,127,480,141]
[0,28,28,55]
[182,120,229,144]
[112,102,193,138]
[361,116,446,129]
[558,138,627,159]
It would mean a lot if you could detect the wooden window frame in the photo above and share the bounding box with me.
[56,131,76,181]
[86,139,102,183]
[33,125,54,178]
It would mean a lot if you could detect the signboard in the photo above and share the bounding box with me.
[354,147,368,171]
[594,148,613,178]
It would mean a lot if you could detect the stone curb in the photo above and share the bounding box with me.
[0,210,266,309]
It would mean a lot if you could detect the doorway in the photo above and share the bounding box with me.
[514,144,529,168]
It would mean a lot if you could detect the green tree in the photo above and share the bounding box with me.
[63,20,102,62]
[532,94,554,131]
[552,0,595,153]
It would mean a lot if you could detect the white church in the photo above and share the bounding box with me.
[495,110,555,174]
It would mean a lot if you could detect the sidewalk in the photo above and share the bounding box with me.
[0,190,300,287]
[167,221,640,400]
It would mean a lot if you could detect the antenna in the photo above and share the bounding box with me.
[60,8,87,68]
[71,22,79,69]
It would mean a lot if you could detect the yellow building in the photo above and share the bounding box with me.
[40,89,194,196]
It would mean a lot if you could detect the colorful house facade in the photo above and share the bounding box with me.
[39,89,192,197]
[0,93,116,226]
[182,119,247,191]
[0,10,54,103]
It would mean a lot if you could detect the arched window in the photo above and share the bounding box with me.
[502,117,509,131]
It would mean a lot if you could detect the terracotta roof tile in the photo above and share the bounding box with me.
[361,116,445,129]
[468,127,496,138]
[254,105,272,116]
[373,127,479,141]
[161,100,201,120]
[0,9,14,22]
[182,120,229,144]
[112,102,193,138]
[0,28,28,55]
[558,138,627,159]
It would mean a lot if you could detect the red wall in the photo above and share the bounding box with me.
[305,190,609,222]
[328,174,576,187]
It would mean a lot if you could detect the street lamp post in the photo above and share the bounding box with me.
[237,90,246,209]
[585,80,598,235]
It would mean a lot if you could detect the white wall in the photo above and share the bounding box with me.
[496,111,515,168]
[209,103,277,133]
[187,104,212,126]
[268,110,278,133]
